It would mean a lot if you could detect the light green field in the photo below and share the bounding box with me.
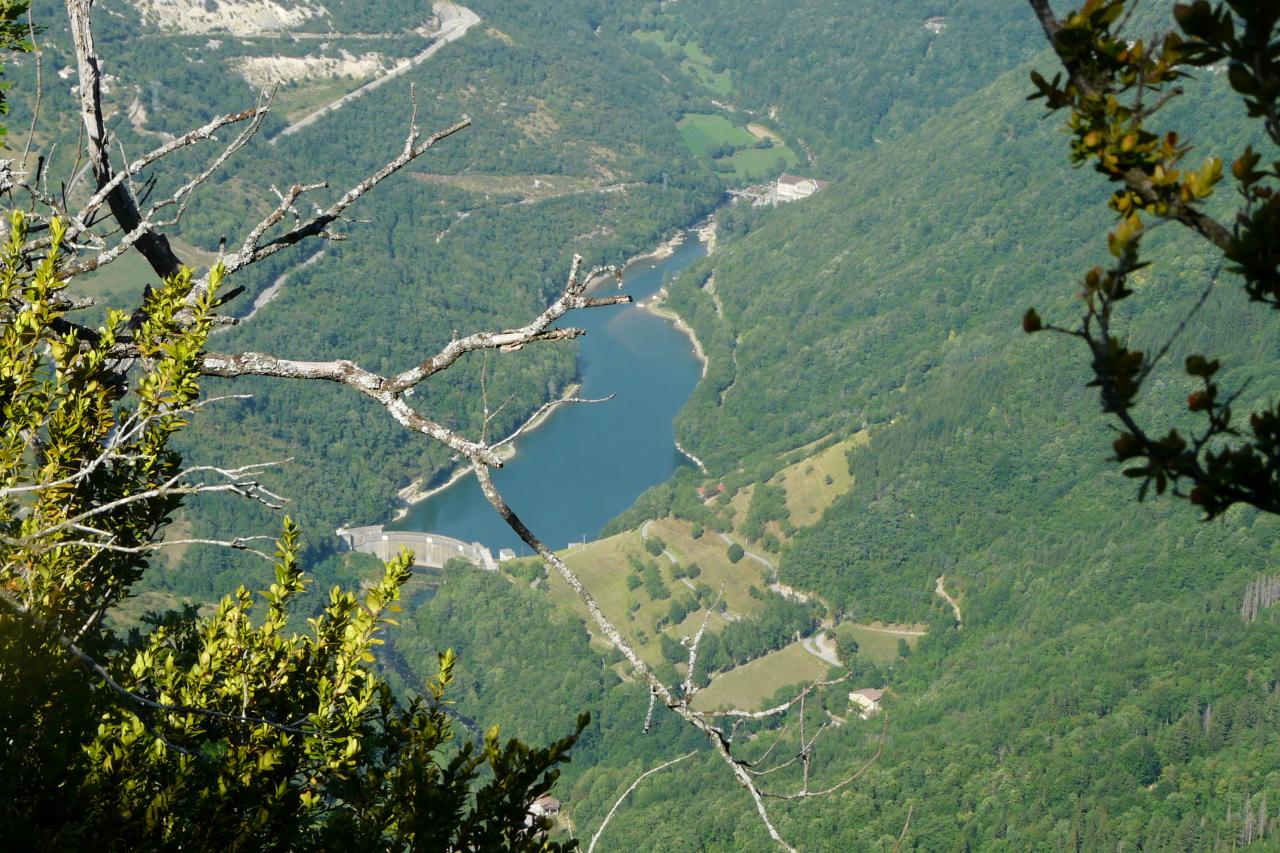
[647,517,769,617]
[834,622,922,664]
[69,236,219,326]
[537,517,770,667]
[541,530,688,668]
[634,31,732,95]
[691,640,831,712]
[677,114,757,158]
[780,430,867,527]
[721,145,800,180]
[677,114,800,182]
[633,29,680,55]
[274,77,364,123]
[682,40,715,66]
[718,431,867,542]
[682,58,732,96]
[411,172,600,202]
[106,589,203,632]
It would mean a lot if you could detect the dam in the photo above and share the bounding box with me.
[336,524,497,571]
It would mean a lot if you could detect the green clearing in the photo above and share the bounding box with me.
[714,431,867,543]
[691,640,830,712]
[535,517,771,667]
[632,29,680,55]
[682,40,714,66]
[272,77,364,123]
[678,113,800,181]
[677,113,757,158]
[780,431,867,528]
[681,58,732,97]
[720,145,799,180]
[833,622,921,664]
[634,31,732,95]
[106,589,203,632]
[410,172,600,202]
[647,517,770,617]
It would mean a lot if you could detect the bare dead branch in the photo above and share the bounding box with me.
[206,116,472,290]
[682,589,721,699]
[46,535,276,562]
[200,251,627,470]
[492,393,614,452]
[4,459,289,554]
[0,394,252,499]
[66,0,190,279]
[62,103,271,279]
[763,716,887,801]
[199,349,506,467]
[642,687,658,735]
[19,8,41,174]
[586,751,697,853]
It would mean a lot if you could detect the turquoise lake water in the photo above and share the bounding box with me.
[390,232,708,553]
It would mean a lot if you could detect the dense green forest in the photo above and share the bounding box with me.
[551,2,1280,849]
[13,0,1280,849]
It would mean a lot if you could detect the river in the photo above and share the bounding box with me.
[390,231,708,553]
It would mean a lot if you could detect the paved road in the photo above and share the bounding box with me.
[271,3,480,143]
[716,531,774,572]
[639,520,678,564]
[802,632,839,666]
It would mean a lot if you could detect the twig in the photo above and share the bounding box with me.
[586,751,697,853]
[890,804,914,853]
[19,7,41,173]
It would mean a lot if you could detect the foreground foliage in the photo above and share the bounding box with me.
[0,212,580,848]
[1026,0,1280,517]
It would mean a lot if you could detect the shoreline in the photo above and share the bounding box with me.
[391,381,581,520]
[389,213,719,520]
[584,228,688,293]
[640,290,708,379]
[637,214,716,472]
[634,212,716,379]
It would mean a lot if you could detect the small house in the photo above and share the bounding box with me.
[848,687,885,720]
[530,795,561,818]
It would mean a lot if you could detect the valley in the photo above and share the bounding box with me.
[8,0,1280,850]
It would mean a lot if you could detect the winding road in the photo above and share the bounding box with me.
[936,574,962,625]
[270,3,480,143]
[639,520,678,565]
[801,632,840,666]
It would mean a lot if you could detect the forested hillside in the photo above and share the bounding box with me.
[549,2,1280,848]
[13,0,1280,849]
[367,2,1280,848]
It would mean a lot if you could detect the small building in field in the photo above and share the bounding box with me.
[776,173,829,202]
[498,548,517,562]
[848,687,885,720]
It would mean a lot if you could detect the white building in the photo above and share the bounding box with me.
[848,687,885,720]
[776,173,829,202]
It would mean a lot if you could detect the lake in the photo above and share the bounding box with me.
[390,231,708,553]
